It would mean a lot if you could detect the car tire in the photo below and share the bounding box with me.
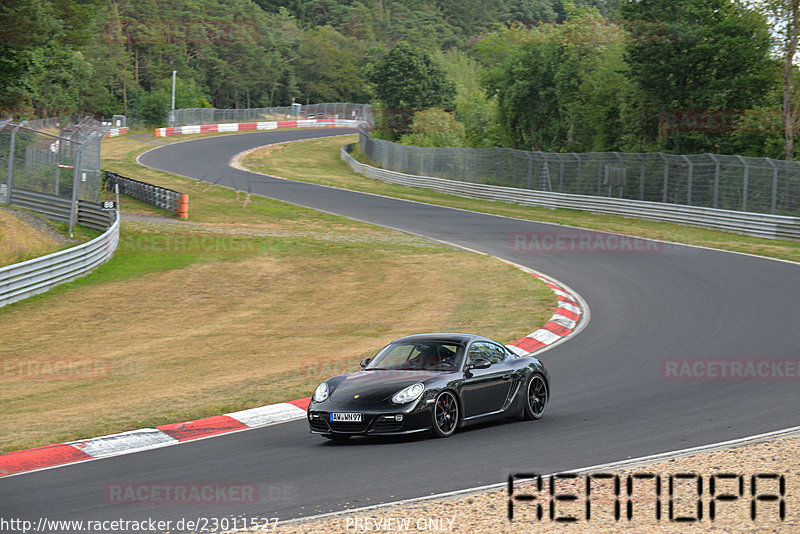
[431,390,459,438]
[523,373,548,420]
[323,434,350,441]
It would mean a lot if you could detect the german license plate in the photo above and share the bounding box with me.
[330,412,362,422]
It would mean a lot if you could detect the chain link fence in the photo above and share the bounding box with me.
[2,116,109,203]
[360,133,800,217]
[168,103,372,127]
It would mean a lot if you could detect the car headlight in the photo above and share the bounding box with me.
[392,383,425,404]
[313,382,329,402]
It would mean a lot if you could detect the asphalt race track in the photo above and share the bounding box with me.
[2,128,799,531]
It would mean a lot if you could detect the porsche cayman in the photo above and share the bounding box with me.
[307,333,549,439]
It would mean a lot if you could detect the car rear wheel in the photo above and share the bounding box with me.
[431,391,459,438]
[523,374,548,420]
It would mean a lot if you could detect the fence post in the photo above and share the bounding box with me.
[613,152,624,198]
[67,132,95,237]
[682,155,693,205]
[5,126,17,204]
[660,153,669,203]
[709,153,720,208]
[69,149,82,237]
[575,154,582,194]
[596,156,603,195]
[638,154,645,200]
[736,155,749,212]
[526,152,533,189]
[767,158,778,215]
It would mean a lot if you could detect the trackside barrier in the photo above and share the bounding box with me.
[8,188,115,231]
[342,145,800,241]
[0,211,120,308]
[104,127,129,138]
[102,171,188,219]
[154,118,363,137]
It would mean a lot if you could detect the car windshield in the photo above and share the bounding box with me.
[365,341,463,371]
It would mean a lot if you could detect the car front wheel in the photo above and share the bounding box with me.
[431,390,459,438]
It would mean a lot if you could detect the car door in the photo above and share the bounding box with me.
[461,341,514,418]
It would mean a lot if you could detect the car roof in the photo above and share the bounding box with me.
[390,333,490,345]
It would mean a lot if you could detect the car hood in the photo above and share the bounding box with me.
[329,370,443,403]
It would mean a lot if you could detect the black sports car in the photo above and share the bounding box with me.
[307,333,549,439]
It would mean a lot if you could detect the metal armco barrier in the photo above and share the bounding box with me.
[10,188,72,223]
[0,211,120,308]
[342,145,800,241]
[8,188,115,231]
[103,171,187,218]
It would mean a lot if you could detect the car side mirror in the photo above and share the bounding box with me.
[360,357,372,368]
[467,358,491,370]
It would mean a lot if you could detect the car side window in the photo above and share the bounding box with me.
[483,343,507,364]
[467,342,506,365]
[467,342,486,364]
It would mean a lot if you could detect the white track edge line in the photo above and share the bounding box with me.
[0,412,307,479]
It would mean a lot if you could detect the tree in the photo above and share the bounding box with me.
[481,8,632,152]
[0,0,64,115]
[779,0,800,162]
[400,108,466,147]
[368,42,455,138]
[621,0,777,153]
[296,25,369,103]
[436,49,503,148]
[369,42,455,109]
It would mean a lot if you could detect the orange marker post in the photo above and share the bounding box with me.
[177,194,189,219]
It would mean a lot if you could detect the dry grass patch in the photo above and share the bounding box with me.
[0,223,554,452]
[0,208,69,267]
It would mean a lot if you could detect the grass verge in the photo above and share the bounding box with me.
[0,207,97,268]
[0,133,555,453]
[242,135,800,263]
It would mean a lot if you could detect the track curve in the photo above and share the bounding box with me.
[2,128,799,530]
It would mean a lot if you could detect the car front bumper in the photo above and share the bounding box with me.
[307,404,432,436]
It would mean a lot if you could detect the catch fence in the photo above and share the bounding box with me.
[360,133,800,217]
[2,116,110,234]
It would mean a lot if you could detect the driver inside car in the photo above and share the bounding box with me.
[409,345,456,370]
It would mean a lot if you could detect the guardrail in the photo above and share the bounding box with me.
[342,145,800,241]
[102,171,187,218]
[0,211,120,308]
[155,118,364,137]
[8,188,115,231]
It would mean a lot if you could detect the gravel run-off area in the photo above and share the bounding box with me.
[261,430,799,534]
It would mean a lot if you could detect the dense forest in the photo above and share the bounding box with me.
[1,0,797,158]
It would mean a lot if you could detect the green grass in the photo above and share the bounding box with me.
[0,132,557,453]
